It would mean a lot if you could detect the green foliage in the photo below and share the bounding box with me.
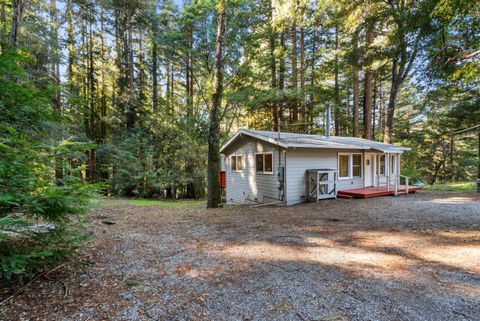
[0,50,94,282]
[424,181,477,193]
[1,251,53,281]
[100,122,207,198]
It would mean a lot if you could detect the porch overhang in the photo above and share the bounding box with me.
[371,147,410,153]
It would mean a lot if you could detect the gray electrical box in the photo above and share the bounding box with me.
[277,166,285,183]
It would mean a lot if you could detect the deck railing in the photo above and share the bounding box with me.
[400,175,410,194]
[378,174,410,196]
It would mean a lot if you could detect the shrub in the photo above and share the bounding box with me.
[0,51,94,282]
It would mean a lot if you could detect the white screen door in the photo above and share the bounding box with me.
[365,154,374,187]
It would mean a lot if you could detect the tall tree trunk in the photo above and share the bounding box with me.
[170,63,175,115]
[384,59,401,144]
[278,29,286,127]
[49,0,63,183]
[9,0,24,47]
[87,5,96,183]
[185,23,196,199]
[299,24,305,130]
[378,81,383,138]
[66,0,75,94]
[309,26,316,133]
[126,27,135,129]
[334,20,340,136]
[268,0,277,131]
[477,125,480,193]
[291,21,298,123]
[0,2,6,52]
[100,8,107,143]
[207,1,226,208]
[363,21,374,140]
[372,80,377,138]
[352,31,360,137]
[186,24,194,117]
[152,41,158,111]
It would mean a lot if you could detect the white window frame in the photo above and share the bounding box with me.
[338,153,362,180]
[230,154,243,172]
[255,152,274,174]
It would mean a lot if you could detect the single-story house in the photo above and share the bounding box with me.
[220,129,416,206]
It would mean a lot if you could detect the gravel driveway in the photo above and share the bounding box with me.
[4,191,480,321]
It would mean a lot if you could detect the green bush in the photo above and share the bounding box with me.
[0,51,94,282]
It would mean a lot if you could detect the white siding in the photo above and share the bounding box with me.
[285,149,364,205]
[223,138,284,205]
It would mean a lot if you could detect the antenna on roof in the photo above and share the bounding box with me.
[326,104,331,137]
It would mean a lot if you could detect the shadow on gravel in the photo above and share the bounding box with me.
[3,191,480,321]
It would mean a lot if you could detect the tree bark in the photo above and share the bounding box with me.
[291,20,298,123]
[268,0,277,131]
[185,23,196,199]
[278,29,286,127]
[9,0,24,47]
[0,2,6,52]
[477,125,480,193]
[363,21,374,140]
[207,2,226,208]
[186,24,194,117]
[299,24,305,130]
[126,27,135,129]
[352,31,360,137]
[384,59,400,144]
[87,4,97,182]
[49,0,63,184]
[334,20,340,136]
[100,7,107,143]
[152,41,158,111]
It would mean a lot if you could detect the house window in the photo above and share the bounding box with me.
[255,153,273,174]
[339,155,349,178]
[378,155,385,175]
[230,155,243,172]
[352,155,362,177]
[338,153,362,179]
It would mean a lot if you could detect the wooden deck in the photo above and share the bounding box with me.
[337,186,422,199]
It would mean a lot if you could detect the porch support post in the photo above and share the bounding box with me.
[362,150,365,188]
[386,153,390,191]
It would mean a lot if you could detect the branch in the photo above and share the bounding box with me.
[447,49,480,63]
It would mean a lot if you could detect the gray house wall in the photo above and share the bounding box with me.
[285,148,365,205]
[223,137,284,205]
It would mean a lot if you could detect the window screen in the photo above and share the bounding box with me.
[255,154,263,172]
[339,155,349,178]
[236,156,243,171]
[379,155,385,175]
[231,155,242,171]
[264,154,273,172]
[352,154,361,177]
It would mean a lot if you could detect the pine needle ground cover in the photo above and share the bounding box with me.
[2,191,479,320]
[130,199,204,207]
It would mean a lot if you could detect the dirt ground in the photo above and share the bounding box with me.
[2,191,480,321]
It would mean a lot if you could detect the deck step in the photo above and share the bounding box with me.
[336,186,422,199]
[337,194,353,199]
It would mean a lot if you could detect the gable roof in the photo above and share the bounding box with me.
[220,129,411,154]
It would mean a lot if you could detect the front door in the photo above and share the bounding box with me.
[364,154,375,187]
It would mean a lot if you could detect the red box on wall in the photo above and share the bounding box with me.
[219,171,226,189]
